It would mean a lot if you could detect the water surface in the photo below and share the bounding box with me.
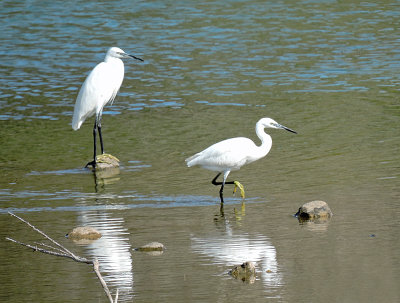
[0,0,399,302]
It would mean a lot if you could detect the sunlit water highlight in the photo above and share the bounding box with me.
[0,0,399,302]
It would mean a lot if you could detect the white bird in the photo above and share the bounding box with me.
[72,47,143,168]
[185,117,297,203]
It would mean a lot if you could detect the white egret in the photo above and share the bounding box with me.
[72,47,143,168]
[185,117,297,203]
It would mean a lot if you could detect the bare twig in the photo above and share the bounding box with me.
[6,212,118,303]
[34,241,72,255]
[93,258,114,302]
[8,212,79,259]
[115,289,119,302]
[6,237,74,259]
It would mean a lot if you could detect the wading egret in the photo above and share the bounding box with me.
[72,47,143,168]
[185,117,297,203]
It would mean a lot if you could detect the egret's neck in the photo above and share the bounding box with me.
[255,122,272,155]
[104,55,123,65]
[104,56,125,73]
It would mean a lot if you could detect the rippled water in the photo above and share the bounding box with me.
[0,0,399,302]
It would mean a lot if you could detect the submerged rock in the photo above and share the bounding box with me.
[134,242,165,252]
[295,200,333,221]
[67,226,102,240]
[229,261,256,283]
[94,153,120,169]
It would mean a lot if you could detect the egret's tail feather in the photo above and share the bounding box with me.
[72,116,82,130]
[185,153,201,167]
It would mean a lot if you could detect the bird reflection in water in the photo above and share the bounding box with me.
[75,211,134,300]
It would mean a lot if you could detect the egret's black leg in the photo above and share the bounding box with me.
[97,120,104,154]
[212,173,224,203]
[211,173,222,186]
[211,173,245,202]
[211,173,235,186]
[93,120,97,162]
[85,119,97,168]
[211,173,235,204]
[219,182,225,203]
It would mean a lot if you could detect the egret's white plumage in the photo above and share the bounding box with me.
[72,47,143,167]
[186,117,296,203]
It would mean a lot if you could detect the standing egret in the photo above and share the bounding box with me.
[72,47,143,168]
[185,117,297,203]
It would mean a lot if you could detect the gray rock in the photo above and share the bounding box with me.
[295,200,333,220]
[67,226,101,240]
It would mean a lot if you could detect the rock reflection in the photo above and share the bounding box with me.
[133,241,165,256]
[191,227,282,289]
[92,167,121,191]
[298,217,331,232]
[76,211,133,300]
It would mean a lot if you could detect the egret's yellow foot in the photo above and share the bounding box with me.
[233,181,245,199]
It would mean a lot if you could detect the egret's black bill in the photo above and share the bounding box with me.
[283,126,297,134]
[129,54,144,62]
[277,123,297,134]
[118,51,144,62]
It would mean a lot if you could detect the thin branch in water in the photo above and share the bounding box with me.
[8,212,79,259]
[34,241,73,255]
[93,258,114,303]
[6,212,118,303]
[6,237,74,260]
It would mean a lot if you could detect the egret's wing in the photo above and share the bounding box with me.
[186,137,255,170]
[72,62,123,130]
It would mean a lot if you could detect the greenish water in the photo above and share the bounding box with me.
[0,0,399,302]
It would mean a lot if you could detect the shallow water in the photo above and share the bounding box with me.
[0,0,399,302]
